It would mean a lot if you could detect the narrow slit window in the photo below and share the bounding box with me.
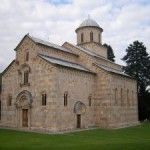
[99,33,101,43]
[42,93,47,106]
[24,71,29,84]
[26,52,29,61]
[90,32,93,42]
[88,95,92,106]
[81,33,84,43]
[64,92,68,106]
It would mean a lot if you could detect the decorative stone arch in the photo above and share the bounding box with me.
[74,101,86,128]
[15,90,33,109]
[15,90,32,128]
[74,101,86,115]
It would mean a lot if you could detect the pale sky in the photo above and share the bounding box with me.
[0,0,150,72]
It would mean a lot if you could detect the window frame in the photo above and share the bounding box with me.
[25,51,29,61]
[98,33,101,43]
[42,93,47,106]
[64,92,68,106]
[90,31,93,42]
[88,95,92,106]
[81,33,84,43]
[24,71,29,85]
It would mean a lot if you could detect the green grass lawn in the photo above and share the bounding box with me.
[0,123,150,150]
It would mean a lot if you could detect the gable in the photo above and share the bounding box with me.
[14,34,35,51]
[2,60,15,76]
[14,34,38,65]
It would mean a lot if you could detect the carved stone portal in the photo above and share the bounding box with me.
[15,90,32,109]
[74,101,86,115]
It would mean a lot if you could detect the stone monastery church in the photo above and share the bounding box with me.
[0,17,139,132]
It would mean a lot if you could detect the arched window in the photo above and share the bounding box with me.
[81,33,84,43]
[88,95,92,106]
[90,32,93,42]
[7,94,12,106]
[24,71,29,84]
[42,93,47,106]
[26,52,29,61]
[64,92,68,106]
[114,88,117,105]
[98,33,101,43]
[19,64,31,86]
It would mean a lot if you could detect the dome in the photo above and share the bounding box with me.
[79,18,100,28]
[76,17,102,32]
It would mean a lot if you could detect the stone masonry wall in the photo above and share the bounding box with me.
[109,74,138,128]
[54,67,96,131]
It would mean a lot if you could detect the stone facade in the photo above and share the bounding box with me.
[0,18,139,133]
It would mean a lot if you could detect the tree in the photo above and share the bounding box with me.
[122,41,150,92]
[103,43,115,62]
[122,41,150,120]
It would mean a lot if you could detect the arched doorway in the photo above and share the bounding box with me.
[74,101,86,128]
[15,90,32,128]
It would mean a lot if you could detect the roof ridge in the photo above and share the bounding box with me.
[38,53,84,67]
[65,42,121,66]
[27,34,78,56]
[28,34,58,46]
[38,53,95,74]
[97,63,122,72]
[94,63,132,78]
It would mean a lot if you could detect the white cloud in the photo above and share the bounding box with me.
[0,0,150,72]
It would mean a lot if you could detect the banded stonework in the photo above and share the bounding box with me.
[0,17,139,133]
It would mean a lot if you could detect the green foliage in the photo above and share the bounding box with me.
[122,41,150,92]
[0,123,150,150]
[103,43,115,62]
[122,41,150,120]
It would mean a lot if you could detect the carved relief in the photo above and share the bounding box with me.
[15,90,32,108]
[74,101,86,114]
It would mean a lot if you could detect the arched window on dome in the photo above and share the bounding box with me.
[81,33,84,43]
[90,31,93,42]
[98,33,101,43]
